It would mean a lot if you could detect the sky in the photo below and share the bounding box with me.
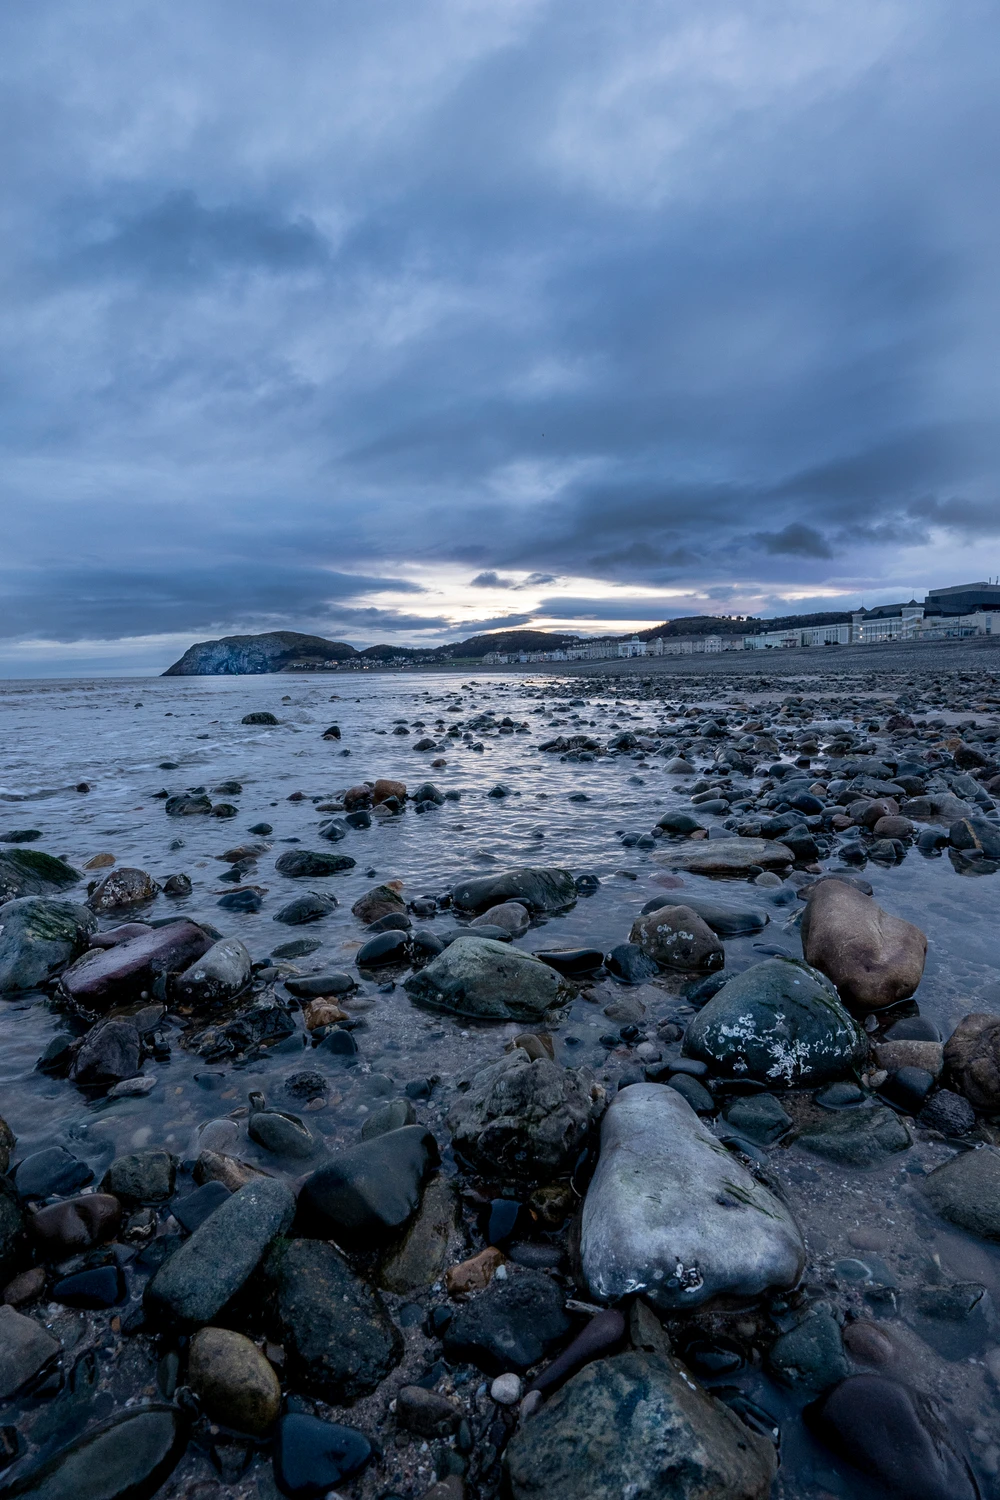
[2,0,1000,675]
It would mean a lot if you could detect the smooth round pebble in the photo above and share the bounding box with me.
[491,1372,523,1405]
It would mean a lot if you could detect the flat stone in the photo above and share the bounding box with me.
[275,850,356,877]
[797,1105,911,1167]
[0,1406,188,1500]
[722,1094,791,1145]
[60,921,212,1008]
[404,936,572,1022]
[273,895,336,926]
[0,1304,59,1398]
[273,1413,371,1500]
[767,1311,850,1390]
[13,1147,92,1200]
[379,1175,462,1294]
[298,1125,439,1245]
[266,1238,401,1401]
[450,868,577,914]
[920,1146,1000,1240]
[505,1351,775,1500]
[579,1084,804,1311]
[146,1176,295,1324]
[683,957,868,1086]
[664,896,769,935]
[657,837,794,876]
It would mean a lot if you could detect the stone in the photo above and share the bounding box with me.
[248,1093,317,1158]
[60,921,212,1008]
[396,1385,461,1436]
[920,1146,1000,1240]
[579,1085,804,1311]
[14,1147,92,1199]
[352,884,406,924]
[172,1181,231,1233]
[243,711,280,724]
[69,1019,140,1087]
[800,880,927,1012]
[30,1193,120,1254]
[275,850,355,877]
[3,1267,46,1308]
[357,930,408,966]
[189,1327,281,1435]
[51,1265,125,1309]
[797,1104,911,1167]
[628,905,724,972]
[528,1309,626,1396]
[505,1351,775,1500]
[0,898,97,992]
[361,1097,416,1139]
[273,1413,371,1500]
[768,1311,850,1390]
[0,849,81,904]
[491,1372,522,1405]
[657,837,794,876]
[722,1094,791,1145]
[666,1073,715,1114]
[0,1184,24,1286]
[446,1051,598,1183]
[949,816,1000,859]
[446,1247,505,1296]
[663,895,768,935]
[302,998,347,1030]
[87,867,159,912]
[944,1013,1000,1110]
[605,942,658,984]
[810,1374,978,1500]
[266,1238,401,1401]
[165,792,213,816]
[0,1405,188,1500]
[273,893,336,925]
[404,936,572,1022]
[373,778,406,803]
[298,1125,438,1245]
[194,1150,266,1193]
[683,957,868,1086]
[146,1176,296,1324]
[875,1040,943,1076]
[450,868,577,914]
[171,938,252,1005]
[470,901,531,935]
[285,972,355,998]
[379,1175,462,1293]
[443,1269,570,1373]
[919,1089,975,1135]
[102,1150,176,1205]
[0,1305,59,1397]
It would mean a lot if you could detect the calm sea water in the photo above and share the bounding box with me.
[1,671,999,1496]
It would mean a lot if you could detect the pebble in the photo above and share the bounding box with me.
[491,1372,522,1405]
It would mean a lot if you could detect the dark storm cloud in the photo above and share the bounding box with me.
[0,0,998,667]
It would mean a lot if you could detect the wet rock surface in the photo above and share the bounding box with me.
[5,665,1000,1500]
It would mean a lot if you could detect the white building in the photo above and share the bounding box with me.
[617,636,647,658]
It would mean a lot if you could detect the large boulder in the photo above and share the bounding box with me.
[579,1085,804,1311]
[60,921,212,1008]
[69,1018,141,1087]
[628,905,724,972]
[404,936,572,1022]
[379,1176,463,1294]
[919,1146,1000,1240]
[443,1270,571,1373]
[949,817,1000,859]
[266,1237,401,1402]
[0,898,97,992]
[0,850,80,903]
[0,1407,188,1500]
[297,1126,439,1246]
[146,1177,296,1324]
[683,957,868,1086]
[801,880,926,1012]
[657,837,794,877]
[171,937,252,1006]
[943,1013,1000,1110]
[505,1351,775,1500]
[446,1051,599,1183]
[450,868,577,915]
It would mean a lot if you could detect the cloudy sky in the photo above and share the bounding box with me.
[2,0,999,674]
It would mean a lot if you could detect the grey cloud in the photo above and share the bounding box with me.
[469,571,514,588]
[757,524,833,559]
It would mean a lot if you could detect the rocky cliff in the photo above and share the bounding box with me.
[163,632,357,675]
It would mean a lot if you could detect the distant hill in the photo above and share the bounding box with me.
[163,631,357,675]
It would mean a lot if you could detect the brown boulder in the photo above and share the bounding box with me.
[850,798,899,829]
[343,784,373,811]
[87,867,160,912]
[372,778,406,804]
[944,1013,1000,1110]
[351,882,406,925]
[31,1194,121,1253]
[801,880,926,1012]
[872,816,913,841]
[628,905,724,972]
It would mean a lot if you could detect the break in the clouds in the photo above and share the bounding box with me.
[1,0,999,671]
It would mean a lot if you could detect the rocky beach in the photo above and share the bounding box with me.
[0,658,999,1500]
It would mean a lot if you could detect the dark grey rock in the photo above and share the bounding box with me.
[404,936,572,1022]
[102,1150,176,1206]
[298,1126,438,1245]
[273,1413,371,1499]
[171,937,252,1005]
[0,1405,187,1500]
[87,868,159,912]
[768,1311,849,1390]
[0,1305,60,1398]
[14,1147,93,1200]
[446,1050,598,1182]
[450,868,577,914]
[443,1270,571,1373]
[505,1351,775,1500]
[919,1090,976,1135]
[723,1094,791,1145]
[683,957,868,1086]
[0,898,97,993]
[0,850,81,904]
[273,894,337,925]
[797,1105,911,1167]
[360,1098,416,1140]
[275,851,356,877]
[69,1019,141,1088]
[146,1176,296,1324]
[920,1146,1000,1240]
[165,793,212,816]
[266,1238,401,1401]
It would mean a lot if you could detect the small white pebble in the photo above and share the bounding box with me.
[494,1263,508,1281]
[519,1389,543,1422]
[491,1373,522,1406]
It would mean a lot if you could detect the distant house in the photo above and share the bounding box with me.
[618,636,647,658]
